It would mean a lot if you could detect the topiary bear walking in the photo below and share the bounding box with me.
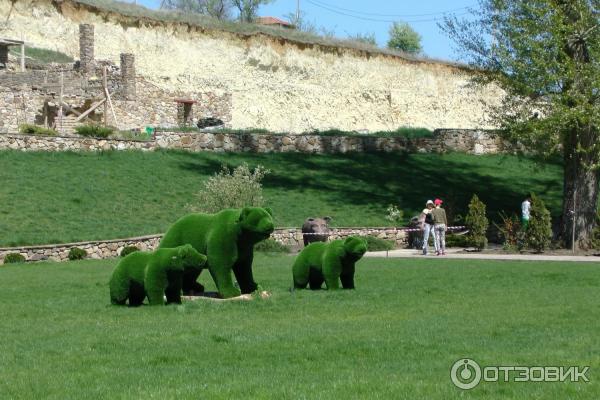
[293,236,367,290]
[159,207,275,299]
[109,244,206,306]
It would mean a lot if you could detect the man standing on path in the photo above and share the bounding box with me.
[521,195,531,230]
[420,200,437,255]
[432,198,448,256]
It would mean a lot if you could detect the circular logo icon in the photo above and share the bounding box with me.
[451,358,482,390]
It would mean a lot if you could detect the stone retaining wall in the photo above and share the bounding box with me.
[0,228,406,264]
[0,129,506,154]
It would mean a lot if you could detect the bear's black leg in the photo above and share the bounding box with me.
[232,252,258,294]
[340,272,355,289]
[128,281,145,307]
[308,268,324,290]
[181,266,204,295]
[165,270,183,304]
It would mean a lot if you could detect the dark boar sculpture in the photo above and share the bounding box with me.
[301,217,332,246]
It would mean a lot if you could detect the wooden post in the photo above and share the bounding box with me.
[59,72,64,133]
[103,67,108,126]
[20,43,25,72]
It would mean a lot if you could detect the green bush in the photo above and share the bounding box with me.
[525,193,552,253]
[19,124,58,136]
[75,125,114,138]
[3,253,25,264]
[120,246,140,257]
[360,235,395,251]
[189,163,269,213]
[68,247,87,261]
[445,233,468,248]
[464,194,489,250]
[254,239,291,253]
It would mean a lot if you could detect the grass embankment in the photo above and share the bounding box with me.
[9,46,74,64]
[0,256,598,399]
[0,150,563,247]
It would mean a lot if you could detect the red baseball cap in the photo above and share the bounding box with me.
[434,198,443,205]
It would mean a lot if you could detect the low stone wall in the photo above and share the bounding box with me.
[0,129,507,155]
[0,228,406,264]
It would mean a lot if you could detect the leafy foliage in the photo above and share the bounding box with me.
[465,194,489,250]
[494,212,523,251]
[68,247,87,261]
[160,0,231,19]
[19,124,58,136]
[385,205,404,224]
[3,253,25,264]
[75,125,114,138]
[120,246,140,257]
[360,235,395,251]
[442,0,600,248]
[231,0,272,22]
[190,162,269,213]
[254,238,291,253]
[525,193,552,253]
[387,22,422,53]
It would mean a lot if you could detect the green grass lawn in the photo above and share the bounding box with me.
[0,255,598,399]
[0,150,563,247]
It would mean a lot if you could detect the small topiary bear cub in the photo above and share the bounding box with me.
[109,244,207,306]
[292,236,368,290]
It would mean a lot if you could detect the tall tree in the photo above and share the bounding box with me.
[442,0,600,249]
[231,0,273,23]
[387,22,422,54]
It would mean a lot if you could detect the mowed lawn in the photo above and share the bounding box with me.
[0,255,598,399]
[0,150,563,247]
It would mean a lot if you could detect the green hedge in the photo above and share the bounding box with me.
[68,247,87,261]
[75,125,114,138]
[255,239,291,253]
[19,124,58,136]
[360,235,395,251]
[3,253,25,264]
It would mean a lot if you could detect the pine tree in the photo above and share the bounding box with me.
[465,194,489,250]
[525,193,552,253]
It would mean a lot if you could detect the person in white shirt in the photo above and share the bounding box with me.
[420,200,437,255]
[521,195,531,230]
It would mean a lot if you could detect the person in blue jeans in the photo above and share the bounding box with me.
[421,200,437,255]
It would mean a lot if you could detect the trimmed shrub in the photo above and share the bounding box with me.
[385,205,404,224]
[3,253,25,264]
[120,246,140,257]
[68,247,87,261]
[190,163,269,213]
[75,125,114,138]
[525,193,552,253]
[254,239,291,253]
[19,124,58,136]
[464,194,489,250]
[360,235,395,251]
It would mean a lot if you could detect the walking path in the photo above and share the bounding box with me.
[365,248,600,263]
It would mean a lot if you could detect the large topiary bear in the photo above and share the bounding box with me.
[109,244,206,306]
[293,236,367,290]
[159,207,274,298]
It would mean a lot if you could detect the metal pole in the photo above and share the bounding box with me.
[572,188,576,254]
[296,0,300,23]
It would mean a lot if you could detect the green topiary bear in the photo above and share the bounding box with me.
[159,207,274,299]
[293,236,368,290]
[109,244,206,306]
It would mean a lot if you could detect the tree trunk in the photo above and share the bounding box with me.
[561,131,600,250]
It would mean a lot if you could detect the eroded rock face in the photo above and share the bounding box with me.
[301,217,332,246]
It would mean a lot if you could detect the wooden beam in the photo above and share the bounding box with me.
[74,98,106,122]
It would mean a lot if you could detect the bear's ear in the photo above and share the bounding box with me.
[238,207,252,221]
[323,216,332,223]
[264,207,273,217]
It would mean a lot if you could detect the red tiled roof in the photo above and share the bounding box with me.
[256,17,293,27]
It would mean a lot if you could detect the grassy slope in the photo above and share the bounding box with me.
[0,150,563,247]
[0,256,598,399]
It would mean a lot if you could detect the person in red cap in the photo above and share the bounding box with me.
[431,198,448,255]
